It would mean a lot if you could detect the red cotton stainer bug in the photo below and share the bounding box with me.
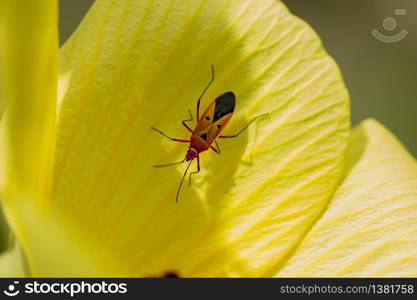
[151,66,266,202]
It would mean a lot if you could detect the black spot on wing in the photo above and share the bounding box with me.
[200,133,208,140]
[213,91,235,123]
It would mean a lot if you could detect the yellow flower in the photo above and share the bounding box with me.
[0,0,416,277]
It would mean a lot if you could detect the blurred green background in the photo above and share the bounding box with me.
[59,0,417,156]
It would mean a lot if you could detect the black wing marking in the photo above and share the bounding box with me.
[213,91,235,123]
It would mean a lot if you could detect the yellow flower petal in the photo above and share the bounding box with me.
[0,0,57,197]
[0,243,26,277]
[276,119,417,277]
[49,0,349,276]
[0,1,58,275]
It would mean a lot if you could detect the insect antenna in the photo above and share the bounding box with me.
[198,65,215,100]
[176,160,193,203]
[196,65,215,120]
[153,158,186,168]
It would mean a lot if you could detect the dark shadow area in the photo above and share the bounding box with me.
[59,0,95,45]
[345,125,369,176]
[0,203,10,253]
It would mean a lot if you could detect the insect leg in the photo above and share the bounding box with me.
[153,158,186,168]
[218,114,268,138]
[150,126,189,143]
[196,65,215,121]
[176,160,193,203]
[182,109,193,133]
[210,140,221,154]
[188,155,200,186]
